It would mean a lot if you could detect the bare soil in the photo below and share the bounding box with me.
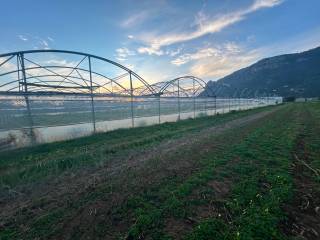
[281,113,320,239]
[282,149,320,239]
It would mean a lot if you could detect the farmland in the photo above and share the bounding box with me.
[1,102,320,239]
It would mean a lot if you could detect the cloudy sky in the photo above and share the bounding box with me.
[1,0,320,83]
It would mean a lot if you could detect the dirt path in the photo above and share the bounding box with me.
[281,107,320,240]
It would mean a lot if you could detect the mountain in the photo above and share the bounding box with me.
[201,46,320,98]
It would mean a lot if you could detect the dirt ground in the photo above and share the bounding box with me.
[281,110,320,240]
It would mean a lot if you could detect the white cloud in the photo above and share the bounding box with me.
[171,42,241,66]
[189,49,260,79]
[45,59,78,66]
[18,35,28,41]
[0,60,16,72]
[166,47,183,57]
[171,47,221,66]
[223,42,241,53]
[128,35,134,39]
[250,0,283,11]
[116,57,127,62]
[137,47,164,56]
[120,1,169,28]
[28,36,51,49]
[115,47,136,61]
[35,37,51,49]
[136,0,283,55]
[40,40,49,48]
[166,42,260,79]
[121,11,149,28]
[18,35,52,49]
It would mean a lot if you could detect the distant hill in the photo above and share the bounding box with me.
[202,46,320,98]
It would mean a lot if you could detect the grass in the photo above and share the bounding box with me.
[1,102,319,240]
[120,105,297,239]
[0,105,272,188]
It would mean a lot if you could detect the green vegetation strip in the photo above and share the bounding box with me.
[0,106,272,188]
[185,106,300,239]
[120,104,310,239]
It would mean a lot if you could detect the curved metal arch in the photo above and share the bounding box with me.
[0,49,156,96]
[0,50,222,98]
[158,76,215,97]
[0,65,129,93]
[134,81,170,96]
